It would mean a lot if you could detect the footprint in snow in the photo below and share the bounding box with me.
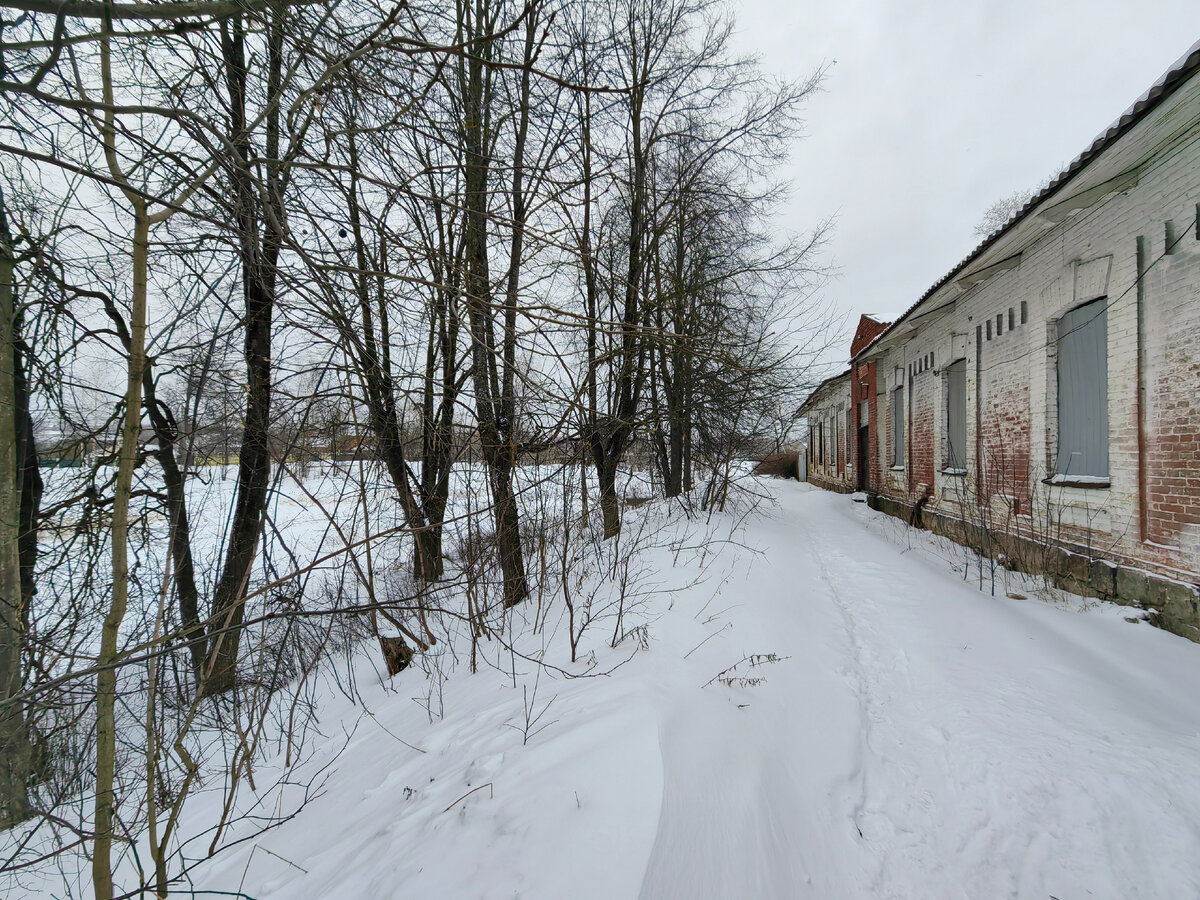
[464,752,504,786]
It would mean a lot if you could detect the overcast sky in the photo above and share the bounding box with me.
[732,0,1200,355]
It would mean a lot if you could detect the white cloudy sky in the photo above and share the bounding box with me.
[733,0,1200,345]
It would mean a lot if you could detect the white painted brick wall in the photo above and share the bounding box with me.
[858,70,1200,580]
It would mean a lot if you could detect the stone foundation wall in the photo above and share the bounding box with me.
[808,472,855,494]
[867,492,1200,643]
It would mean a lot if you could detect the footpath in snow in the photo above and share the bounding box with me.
[637,485,1200,900]
[25,481,1200,899]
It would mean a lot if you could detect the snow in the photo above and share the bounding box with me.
[12,479,1200,899]
[1045,474,1112,486]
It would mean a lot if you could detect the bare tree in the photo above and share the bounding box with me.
[972,187,1034,239]
[0,186,32,830]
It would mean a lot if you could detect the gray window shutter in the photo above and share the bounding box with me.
[892,387,905,466]
[1055,298,1109,477]
[945,359,967,470]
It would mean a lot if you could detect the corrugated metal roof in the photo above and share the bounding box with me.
[854,38,1200,360]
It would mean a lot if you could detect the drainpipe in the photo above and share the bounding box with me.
[975,324,983,501]
[1136,236,1148,542]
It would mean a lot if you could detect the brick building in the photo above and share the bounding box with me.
[798,367,851,492]
[799,315,890,492]
[801,40,1200,639]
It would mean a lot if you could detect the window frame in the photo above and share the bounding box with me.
[1052,296,1109,482]
[891,386,905,468]
[943,358,967,473]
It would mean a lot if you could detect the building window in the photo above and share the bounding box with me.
[944,359,967,471]
[818,420,825,467]
[1055,297,1108,478]
[835,415,844,472]
[891,386,905,467]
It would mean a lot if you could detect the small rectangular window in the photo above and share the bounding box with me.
[1020,301,1028,324]
[1008,308,1015,331]
[945,359,967,470]
[996,313,1003,336]
[892,387,905,466]
[1055,297,1109,478]
[986,320,992,340]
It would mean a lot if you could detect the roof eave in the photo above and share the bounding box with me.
[852,39,1200,363]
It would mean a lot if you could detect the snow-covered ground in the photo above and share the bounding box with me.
[15,480,1200,899]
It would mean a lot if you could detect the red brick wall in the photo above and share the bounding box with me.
[850,315,890,358]
[910,368,937,493]
[981,374,1033,514]
[1144,249,1200,561]
[852,360,880,489]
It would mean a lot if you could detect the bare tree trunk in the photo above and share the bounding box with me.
[459,0,528,607]
[14,309,40,719]
[205,10,285,694]
[96,288,205,683]
[416,238,461,582]
[94,200,149,900]
[0,187,30,830]
[594,449,620,538]
[144,379,204,680]
[589,11,651,538]
[343,132,439,582]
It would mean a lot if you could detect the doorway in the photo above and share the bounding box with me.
[857,400,870,491]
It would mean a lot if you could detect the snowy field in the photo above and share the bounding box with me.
[12,479,1200,899]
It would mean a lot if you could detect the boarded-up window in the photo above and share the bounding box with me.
[945,359,967,470]
[1055,297,1109,477]
[892,387,904,466]
[835,410,843,473]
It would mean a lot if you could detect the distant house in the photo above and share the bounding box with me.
[800,41,1200,640]
[798,314,890,493]
[798,370,850,490]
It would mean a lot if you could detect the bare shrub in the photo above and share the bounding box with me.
[751,452,800,480]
